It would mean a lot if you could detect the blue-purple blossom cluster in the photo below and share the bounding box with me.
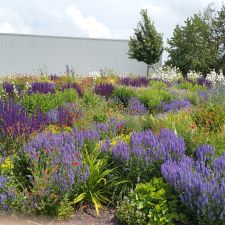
[197,76,212,88]
[95,118,125,138]
[94,83,114,98]
[0,101,46,138]
[102,128,185,164]
[2,82,15,98]
[159,98,191,113]
[120,77,149,87]
[24,128,100,193]
[161,144,225,224]
[28,82,55,95]
[0,175,16,210]
[46,103,82,127]
[127,97,147,116]
[61,82,83,96]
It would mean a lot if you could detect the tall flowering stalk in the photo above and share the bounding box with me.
[127,97,148,115]
[94,83,114,98]
[0,101,46,138]
[28,82,55,95]
[161,144,225,224]
[120,77,149,87]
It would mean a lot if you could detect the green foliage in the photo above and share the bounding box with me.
[192,103,225,131]
[166,4,225,75]
[128,9,163,76]
[136,88,174,112]
[116,178,187,225]
[149,80,168,89]
[113,86,135,106]
[22,89,78,113]
[73,149,124,215]
[176,82,206,92]
[55,197,74,220]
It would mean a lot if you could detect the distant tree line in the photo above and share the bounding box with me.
[128,4,225,76]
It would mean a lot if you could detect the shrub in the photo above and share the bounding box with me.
[192,103,225,131]
[113,86,135,106]
[22,89,78,113]
[136,88,174,112]
[116,178,186,225]
[149,80,168,89]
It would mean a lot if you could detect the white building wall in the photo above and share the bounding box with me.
[0,33,162,76]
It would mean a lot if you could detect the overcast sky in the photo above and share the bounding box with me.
[0,0,224,60]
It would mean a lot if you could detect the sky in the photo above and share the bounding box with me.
[0,0,224,60]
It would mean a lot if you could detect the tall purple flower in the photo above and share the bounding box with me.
[127,97,147,115]
[120,77,149,87]
[159,98,191,112]
[161,144,225,224]
[0,101,46,138]
[61,82,82,97]
[29,82,55,95]
[94,83,114,98]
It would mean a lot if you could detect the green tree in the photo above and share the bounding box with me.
[166,4,225,76]
[128,9,163,76]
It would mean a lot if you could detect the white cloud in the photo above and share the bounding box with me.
[0,22,15,33]
[66,4,112,38]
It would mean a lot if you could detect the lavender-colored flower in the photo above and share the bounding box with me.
[94,83,114,98]
[2,82,14,97]
[120,77,149,87]
[127,97,148,115]
[0,101,47,138]
[61,82,82,96]
[161,144,225,224]
[159,98,191,112]
[197,76,212,88]
[112,140,130,162]
[28,82,55,95]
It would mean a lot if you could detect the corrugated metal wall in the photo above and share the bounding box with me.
[0,33,162,76]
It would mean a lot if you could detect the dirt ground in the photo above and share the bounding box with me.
[0,209,120,225]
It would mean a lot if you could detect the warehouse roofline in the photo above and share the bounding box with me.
[0,32,129,42]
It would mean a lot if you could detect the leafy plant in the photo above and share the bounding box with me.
[116,177,187,225]
[22,89,78,113]
[73,149,124,215]
[113,86,135,106]
[192,103,225,131]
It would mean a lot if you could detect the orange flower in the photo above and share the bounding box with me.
[190,124,196,129]
[72,161,81,166]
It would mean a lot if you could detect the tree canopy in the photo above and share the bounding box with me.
[166,4,225,76]
[128,9,163,76]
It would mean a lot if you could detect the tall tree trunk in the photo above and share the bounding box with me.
[147,64,150,77]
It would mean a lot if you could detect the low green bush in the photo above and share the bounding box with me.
[136,88,174,112]
[116,177,187,225]
[113,86,135,106]
[22,89,78,113]
[192,103,225,132]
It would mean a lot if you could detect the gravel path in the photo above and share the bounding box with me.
[0,209,120,225]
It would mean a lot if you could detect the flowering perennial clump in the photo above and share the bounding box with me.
[161,144,225,224]
[61,82,83,96]
[159,98,191,113]
[120,77,149,87]
[0,101,46,138]
[102,128,186,164]
[127,97,147,115]
[94,83,114,98]
[29,82,55,95]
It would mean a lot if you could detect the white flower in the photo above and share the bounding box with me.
[187,71,201,80]
[206,70,225,86]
